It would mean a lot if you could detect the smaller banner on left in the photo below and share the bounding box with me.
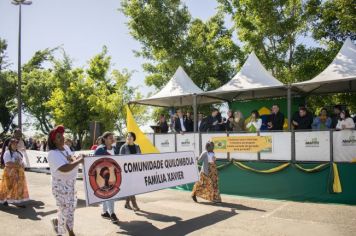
[83,151,199,205]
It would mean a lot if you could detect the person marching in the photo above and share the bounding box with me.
[191,141,222,204]
[0,138,30,207]
[119,132,141,211]
[94,132,120,224]
[47,125,84,236]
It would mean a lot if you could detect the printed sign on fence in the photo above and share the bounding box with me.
[295,131,330,162]
[24,150,49,168]
[83,151,199,205]
[211,136,273,153]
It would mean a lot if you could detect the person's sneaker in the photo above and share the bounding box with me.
[101,212,110,220]
[110,213,119,223]
[192,195,198,203]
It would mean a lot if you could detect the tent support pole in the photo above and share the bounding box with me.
[287,85,292,131]
[193,94,197,132]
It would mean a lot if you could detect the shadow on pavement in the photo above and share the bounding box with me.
[198,201,266,212]
[117,209,237,236]
[135,210,182,222]
[0,200,56,220]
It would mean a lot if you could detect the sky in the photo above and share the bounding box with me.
[0,0,219,135]
[0,0,219,96]
[0,0,319,135]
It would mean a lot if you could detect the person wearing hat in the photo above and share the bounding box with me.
[191,141,222,203]
[0,138,29,207]
[47,125,84,236]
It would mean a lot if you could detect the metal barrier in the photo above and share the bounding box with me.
[147,130,356,163]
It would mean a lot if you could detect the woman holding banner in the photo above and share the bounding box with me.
[94,131,120,224]
[47,125,84,236]
[120,132,141,211]
[0,138,29,207]
[191,141,221,203]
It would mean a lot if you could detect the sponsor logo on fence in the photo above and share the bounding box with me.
[305,138,320,147]
[342,135,356,146]
[160,140,170,147]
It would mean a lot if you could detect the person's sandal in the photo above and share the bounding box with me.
[51,218,59,235]
[124,203,132,210]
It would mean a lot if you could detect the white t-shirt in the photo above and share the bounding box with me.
[48,145,78,180]
[336,118,355,130]
[207,152,215,163]
[3,150,24,165]
[106,148,115,156]
[180,117,186,131]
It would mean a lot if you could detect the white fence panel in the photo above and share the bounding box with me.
[295,131,330,162]
[154,134,175,153]
[176,133,200,157]
[260,132,291,161]
[333,130,356,162]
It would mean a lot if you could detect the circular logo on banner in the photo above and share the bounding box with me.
[88,158,122,199]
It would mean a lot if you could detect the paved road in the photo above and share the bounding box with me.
[0,171,355,236]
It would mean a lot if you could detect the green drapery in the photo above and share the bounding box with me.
[182,161,356,204]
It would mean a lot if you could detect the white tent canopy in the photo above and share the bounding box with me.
[203,52,286,101]
[132,66,222,107]
[293,38,356,94]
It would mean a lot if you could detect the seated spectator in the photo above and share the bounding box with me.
[230,111,245,132]
[158,114,169,133]
[246,110,262,132]
[292,107,313,130]
[312,108,332,130]
[207,108,220,132]
[174,109,187,134]
[267,105,284,130]
[91,136,102,150]
[64,138,76,152]
[197,113,207,132]
[331,105,342,129]
[336,110,355,130]
[185,112,194,132]
[225,110,234,132]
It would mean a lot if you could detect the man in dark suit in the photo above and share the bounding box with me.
[267,104,285,130]
[174,109,187,133]
[207,108,220,132]
[292,107,313,130]
[197,112,207,132]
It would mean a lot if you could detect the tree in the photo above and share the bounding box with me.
[218,0,313,83]
[22,48,58,134]
[121,0,241,91]
[307,0,356,43]
[46,47,147,145]
[0,38,16,136]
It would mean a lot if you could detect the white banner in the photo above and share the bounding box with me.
[24,150,49,168]
[229,133,258,160]
[333,130,356,162]
[295,131,331,162]
[154,134,175,153]
[201,133,227,159]
[83,151,199,205]
[260,132,291,161]
[176,133,200,157]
